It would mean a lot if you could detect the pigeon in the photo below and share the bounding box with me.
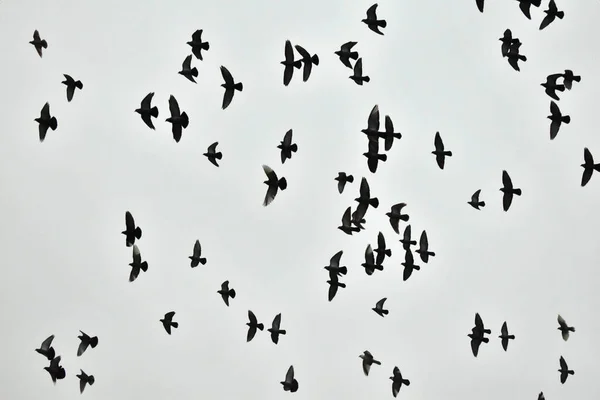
[35,335,56,360]
[469,313,490,357]
[362,4,387,35]
[476,0,484,12]
[558,356,574,384]
[178,55,198,83]
[35,102,58,142]
[338,207,360,235]
[165,95,189,143]
[354,177,379,223]
[382,115,401,151]
[548,101,570,140]
[262,165,287,206]
[499,29,514,57]
[204,142,222,167]
[268,313,286,344]
[77,331,98,357]
[327,270,346,301]
[539,0,564,30]
[557,314,575,341]
[415,230,435,263]
[246,310,264,342]
[294,44,319,82]
[335,41,359,69]
[400,225,416,250]
[220,66,243,110]
[45,356,66,383]
[561,69,581,90]
[389,366,410,398]
[280,365,298,392]
[278,129,298,164]
[122,211,142,247]
[500,170,522,212]
[499,321,515,351]
[362,244,383,275]
[372,298,389,317]
[581,148,600,187]
[362,105,380,141]
[160,311,178,335]
[61,74,83,102]
[189,239,207,267]
[374,231,392,265]
[506,39,527,71]
[349,58,370,85]
[129,244,148,282]
[30,30,47,57]
[218,280,236,306]
[324,250,347,277]
[135,92,159,130]
[517,0,542,20]
[541,73,565,101]
[432,132,452,169]
[335,172,354,194]
[187,29,210,60]
[468,189,485,210]
[386,203,409,234]
[363,135,387,173]
[401,249,420,281]
[359,351,382,375]
[76,370,95,394]
[281,40,302,86]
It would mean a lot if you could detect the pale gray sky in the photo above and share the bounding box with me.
[1,0,599,398]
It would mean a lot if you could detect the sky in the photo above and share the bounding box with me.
[0,0,599,398]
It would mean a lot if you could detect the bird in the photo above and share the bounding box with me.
[35,102,58,142]
[469,313,491,357]
[187,29,210,60]
[135,92,159,130]
[44,356,66,384]
[262,165,287,206]
[280,365,298,392]
[548,101,570,140]
[498,321,515,351]
[476,0,484,12]
[338,207,361,235]
[374,231,392,265]
[468,189,485,210]
[335,41,359,69]
[432,132,452,169]
[499,29,514,57]
[359,350,382,375]
[160,311,178,335]
[581,148,600,187]
[372,298,389,317]
[220,66,243,110]
[335,172,354,194]
[122,211,142,247]
[278,129,298,164]
[362,4,387,35]
[218,280,236,306]
[401,249,420,281]
[76,370,95,394]
[354,177,379,223]
[558,356,574,384]
[77,331,98,357]
[349,58,370,85]
[386,203,409,234]
[500,170,522,212]
[324,250,347,277]
[294,44,319,82]
[506,39,527,72]
[400,225,417,250]
[268,313,286,344]
[165,95,189,143]
[557,314,575,341]
[35,335,56,360]
[178,55,198,83]
[203,142,222,167]
[382,115,401,151]
[362,244,383,275]
[561,69,581,90]
[327,270,346,301]
[541,73,565,101]
[189,240,207,267]
[516,0,542,20]
[246,310,264,342]
[281,40,302,86]
[415,230,435,263]
[30,30,47,57]
[539,0,564,30]
[389,366,410,398]
[61,74,83,102]
[129,244,148,283]
[363,135,387,173]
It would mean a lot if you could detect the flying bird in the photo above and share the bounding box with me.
[187,29,210,60]
[476,0,484,12]
[469,313,491,357]
[581,148,600,187]
[548,101,570,140]
[262,165,287,206]
[335,41,359,69]
[61,74,83,102]
[160,311,178,335]
[35,102,58,142]
[415,230,435,263]
[561,69,580,90]
[327,270,346,301]
[558,356,574,384]
[268,313,286,344]
[386,203,409,234]
[557,314,575,341]
[359,350,382,375]
[335,172,354,194]
[220,66,243,110]
[539,0,564,30]
[165,95,189,143]
[372,298,389,317]
[401,249,420,281]
[294,44,319,82]
[362,4,387,35]
[246,310,264,342]
[432,132,452,169]
[324,250,347,277]
[178,55,198,83]
[382,115,401,151]
[354,177,379,223]
[338,207,361,235]
[499,321,515,351]
[189,239,207,267]
[400,225,417,250]
[135,92,159,130]
[362,244,383,275]
[35,335,56,360]
[281,40,302,86]
[30,30,47,57]
[122,211,142,247]
[278,129,298,164]
[389,366,410,398]
[77,331,98,357]
[204,142,222,167]
[516,0,542,20]
[76,370,95,394]
[374,231,392,265]
[280,365,298,392]
[129,244,148,282]
[349,58,370,85]
[468,189,485,210]
[541,73,565,101]
[44,356,66,384]
[218,280,236,306]
[500,170,522,212]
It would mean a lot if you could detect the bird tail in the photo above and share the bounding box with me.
[311,54,319,65]
[150,106,159,118]
[293,60,302,69]
[339,266,348,275]
[229,289,236,299]
[394,132,402,140]
[482,337,489,343]
[413,265,420,271]
[378,153,387,161]
[369,198,379,208]
[508,335,515,339]
[280,330,287,335]
[201,42,210,50]
[181,112,189,128]
[375,264,383,271]
[569,327,575,332]
[278,177,288,190]
[346,175,354,183]
[573,75,581,82]
[338,282,346,288]
[49,117,58,130]
[200,258,207,265]
[88,376,95,385]
[191,67,198,77]
[290,143,298,152]
[363,76,371,83]
[429,251,436,257]
[215,152,223,160]
[445,151,453,157]
[234,82,243,91]
[134,227,142,239]
[562,116,571,124]
[378,20,387,28]
[89,337,98,348]
[140,261,148,272]
[75,81,83,90]
[480,201,486,207]
[41,40,48,49]
[569,370,574,375]
[556,11,564,19]
[381,310,389,316]
[514,189,522,196]
[402,379,410,386]
[399,215,409,222]
[385,249,392,257]
[171,322,179,328]
[373,359,382,365]
[257,323,264,331]
[519,55,527,62]
[349,51,359,60]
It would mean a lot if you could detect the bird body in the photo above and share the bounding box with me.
[362,4,387,35]
[35,102,58,142]
[187,29,210,60]
[160,311,178,334]
[135,92,159,130]
[262,165,287,206]
[30,30,48,57]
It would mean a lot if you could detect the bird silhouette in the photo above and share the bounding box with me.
[278,129,298,164]
[187,29,210,60]
[76,370,95,394]
[204,142,222,167]
[30,30,47,57]
[468,189,485,210]
[165,95,189,143]
[262,165,287,206]
[548,101,570,140]
[35,102,58,142]
[122,211,142,247]
[359,350,382,375]
[294,44,319,82]
[324,250,347,277]
[561,69,581,90]
[218,280,236,306]
[246,310,264,342]
[401,249,420,281]
[362,244,383,275]
[362,4,387,35]
[498,321,515,351]
[327,270,346,301]
[189,239,207,267]
[280,365,298,392]
[281,40,302,86]
[558,356,574,384]
[160,311,178,335]
[35,335,56,360]
[338,207,361,235]
[500,170,522,211]
[541,73,565,101]
[268,313,286,344]
[581,148,600,187]
[61,74,83,102]
[77,331,98,357]
[129,244,148,282]
[539,0,564,30]
[517,0,542,20]
[178,55,198,83]
[386,203,409,234]
[389,366,410,398]
[382,115,401,151]
[415,230,435,263]
[374,231,392,265]
[432,132,452,169]
[135,92,159,130]
[372,298,389,317]
[400,225,417,250]
[335,41,359,69]
[335,172,354,194]
[44,356,66,384]
[349,58,370,85]
[557,314,575,341]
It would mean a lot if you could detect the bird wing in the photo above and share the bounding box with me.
[330,250,343,267]
[559,356,567,370]
[165,311,175,320]
[377,231,386,250]
[272,313,281,330]
[66,84,75,102]
[501,321,508,336]
[475,313,484,329]
[40,102,50,119]
[503,191,513,211]
[337,178,346,194]
[222,88,234,110]
[584,148,593,165]
[385,115,393,133]
[359,177,370,199]
[263,184,278,206]
[141,92,154,109]
[550,119,560,140]
[283,129,293,146]
[365,244,374,264]
[476,0,484,12]
[125,211,135,231]
[353,57,363,77]
[194,240,201,257]
[376,297,387,308]
[248,310,257,324]
[419,230,428,251]
[247,325,257,342]
[168,95,180,117]
[502,170,513,190]
[539,14,553,30]
[341,207,352,227]
[403,224,412,243]
[550,100,560,117]
[367,104,379,131]
[434,131,444,151]
[220,65,234,85]
[192,29,203,42]
[182,55,192,70]
[284,40,294,61]
[77,340,89,356]
[366,3,378,19]
[362,358,371,376]
[221,280,229,291]
[262,164,275,179]
[328,281,338,301]
[341,41,357,51]
[561,329,570,341]
[285,365,294,382]
[519,1,532,19]
[208,142,218,153]
[548,0,557,12]
[404,249,414,265]
[470,337,481,357]
[132,244,141,263]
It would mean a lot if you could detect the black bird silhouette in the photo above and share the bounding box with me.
[324,250,347,277]
[432,132,452,169]
[278,129,298,164]
[354,177,379,223]
[374,231,392,265]
[160,311,178,335]
[499,321,515,351]
[268,313,286,344]
[517,0,542,20]
[76,370,95,394]
[327,270,346,301]
[382,115,401,151]
[35,102,58,142]
[189,239,207,267]
[469,313,491,357]
[262,165,287,206]
[558,356,574,384]
[246,310,264,342]
[415,230,435,263]
[220,66,243,110]
[386,203,409,234]
[135,92,159,130]
[187,29,210,60]
[335,41,359,69]
[281,40,302,86]
[362,4,387,35]
[557,314,575,341]
[294,44,319,82]
[77,331,98,357]
[35,335,55,360]
[476,0,484,12]
[129,244,148,282]
[281,365,298,392]
[539,0,564,30]
[122,211,142,247]
[400,225,416,250]
[548,101,570,140]
[468,189,485,210]
[581,148,600,187]
[401,249,420,281]
[165,95,189,143]
[61,74,83,102]
[500,170,522,211]
[349,58,370,85]
[506,39,527,71]
[372,298,389,317]
[204,142,222,167]
[390,366,410,398]
[335,172,354,194]
[45,356,66,383]
[218,280,236,306]
[360,350,382,375]
[561,69,581,90]
[30,30,47,57]
[178,55,198,83]
[541,73,565,101]
[362,244,383,275]
[338,207,361,235]
[499,29,514,57]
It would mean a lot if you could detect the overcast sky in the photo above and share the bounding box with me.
[1,0,599,399]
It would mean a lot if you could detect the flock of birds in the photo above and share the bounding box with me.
[28,1,596,398]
